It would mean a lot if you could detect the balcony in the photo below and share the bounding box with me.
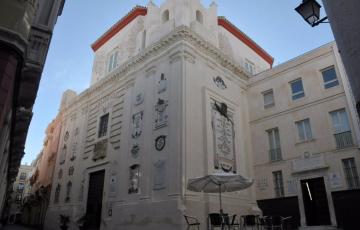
[334,131,353,149]
[269,148,282,162]
[0,0,37,41]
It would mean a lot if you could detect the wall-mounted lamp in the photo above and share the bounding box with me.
[295,0,329,27]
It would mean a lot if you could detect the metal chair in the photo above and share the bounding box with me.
[242,215,259,230]
[208,213,223,230]
[184,215,201,230]
[228,214,240,230]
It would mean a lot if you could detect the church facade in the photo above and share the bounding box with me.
[42,0,359,230]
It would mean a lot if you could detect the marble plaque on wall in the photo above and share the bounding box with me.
[153,160,166,190]
[211,100,236,173]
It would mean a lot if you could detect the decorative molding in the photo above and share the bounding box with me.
[59,26,249,114]
[155,135,166,151]
[68,166,74,176]
[93,139,108,161]
[132,111,143,138]
[213,76,227,90]
[154,99,168,129]
[130,144,140,158]
[157,74,167,94]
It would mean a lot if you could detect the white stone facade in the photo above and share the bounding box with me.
[43,1,359,230]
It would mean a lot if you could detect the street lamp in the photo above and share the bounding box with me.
[295,0,329,27]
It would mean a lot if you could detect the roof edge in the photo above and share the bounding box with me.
[218,16,274,67]
[91,6,147,52]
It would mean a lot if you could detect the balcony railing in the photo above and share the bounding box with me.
[335,131,353,149]
[269,148,282,162]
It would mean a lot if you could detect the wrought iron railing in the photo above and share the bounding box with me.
[334,131,353,149]
[269,148,282,162]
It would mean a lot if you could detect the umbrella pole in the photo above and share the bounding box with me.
[219,185,222,214]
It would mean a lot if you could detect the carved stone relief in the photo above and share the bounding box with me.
[154,99,168,130]
[54,184,60,203]
[153,160,166,190]
[155,135,166,151]
[211,100,236,173]
[128,164,140,194]
[132,111,143,138]
[70,142,77,161]
[157,73,167,94]
[64,131,69,142]
[134,92,144,106]
[213,76,227,90]
[58,169,63,179]
[131,144,140,158]
[93,139,107,161]
[68,166,74,176]
[59,145,66,165]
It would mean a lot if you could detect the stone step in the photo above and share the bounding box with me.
[299,226,340,230]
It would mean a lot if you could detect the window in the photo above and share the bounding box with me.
[330,109,353,148]
[54,184,60,204]
[108,51,118,72]
[342,158,360,189]
[98,113,109,138]
[162,10,169,23]
[263,89,275,109]
[196,10,203,24]
[267,128,282,161]
[322,66,339,89]
[273,171,284,197]
[245,61,255,75]
[290,79,305,100]
[19,172,27,180]
[65,181,72,203]
[17,183,25,191]
[296,118,313,141]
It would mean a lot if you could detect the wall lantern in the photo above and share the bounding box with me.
[295,0,328,27]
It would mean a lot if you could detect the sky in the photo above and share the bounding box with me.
[22,0,334,164]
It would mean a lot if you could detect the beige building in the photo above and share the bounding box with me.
[249,42,360,229]
[40,1,359,230]
[8,165,33,224]
[21,116,63,228]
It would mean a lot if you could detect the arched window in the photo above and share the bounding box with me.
[65,181,72,203]
[196,10,203,24]
[162,10,169,23]
[54,184,60,204]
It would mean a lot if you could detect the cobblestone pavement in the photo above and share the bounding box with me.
[0,224,35,230]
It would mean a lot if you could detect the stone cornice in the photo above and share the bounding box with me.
[0,26,28,55]
[61,26,249,113]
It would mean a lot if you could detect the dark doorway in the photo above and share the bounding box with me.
[86,170,105,230]
[301,177,331,226]
[332,189,360,230]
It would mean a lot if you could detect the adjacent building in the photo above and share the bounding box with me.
[249,42,360,229]
[7,165,33,224]
[0,0,65,218]
[20,115,63,228]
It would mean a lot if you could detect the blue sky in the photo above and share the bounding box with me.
[22,0,333,164]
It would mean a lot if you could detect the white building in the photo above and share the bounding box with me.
[43,1,360,230]
[249,42,360,229]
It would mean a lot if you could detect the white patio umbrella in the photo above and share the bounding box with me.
[187,173,254,213]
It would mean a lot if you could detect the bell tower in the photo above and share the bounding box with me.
[145,0,219,48]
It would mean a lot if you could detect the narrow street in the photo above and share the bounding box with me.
[1,224,35,230]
